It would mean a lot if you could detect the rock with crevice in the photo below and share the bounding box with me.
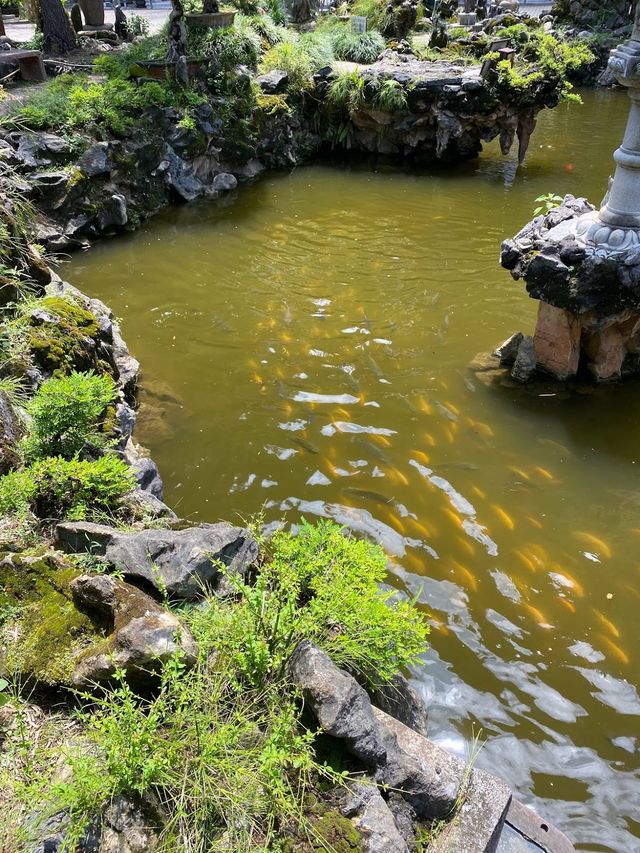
[287,641,458,819]
[339,781,409,853]
[70,573,198,687]
[54,520,259,600]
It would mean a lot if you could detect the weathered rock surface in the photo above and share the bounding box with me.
[0,553,196,688]
[287,641,458,818]
[315,53,552,163]
[70,574,198,686]
[500,195,640,381]
[369,672,429,737]
[0,389,22,474]
[55,520,259,600]
[339,781,409,853]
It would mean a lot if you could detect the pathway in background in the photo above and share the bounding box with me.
[3,6,170,42]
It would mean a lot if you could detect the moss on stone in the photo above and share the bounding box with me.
[0,552,102,686]
[284,801,361,852]
[18,296,101,375]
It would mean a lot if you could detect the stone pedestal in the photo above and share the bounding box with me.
[499,196,640,383]
[458,12,477,25]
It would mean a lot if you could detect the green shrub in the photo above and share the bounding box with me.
[332,27,385,64]
[0,454,135,521]
[190,519,429,688]
[259,41,314,91]
[126,13,150,38]
[20,371,117,462]
[298,30,335,69]
[14,74,174,135]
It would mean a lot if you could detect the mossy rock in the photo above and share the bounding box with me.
[0,551,104,686]
[284,803,361,852]
[15,296,105,376]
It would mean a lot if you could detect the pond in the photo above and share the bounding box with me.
[66,88,640,851]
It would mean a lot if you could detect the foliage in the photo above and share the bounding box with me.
[332,27,385,64]
[533,192,564,216]
[298,30,335,70]
[8,295,101,375]
[12,74,174,136]
[20,371,117,462]
[373,78,407,112]
[92,36,167,78]
[326,70,366,116]
[187,19,262,67]
[493,30,594,105]
[259,41,314,91]
[350,0,390,33]
[0,454,135,521]
[125,13,151,39]
[189,519,429,688]
[240,11,289,45]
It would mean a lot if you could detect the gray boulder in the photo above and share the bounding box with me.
[0,389,22,474]
[212,172,238,193]
[70,574,198,686]
[369,673,428,737]
[55,521,259,600]
[78,142,113,177]
[339,781,409,853]
[287,641,458,819]
[256,69,289,93]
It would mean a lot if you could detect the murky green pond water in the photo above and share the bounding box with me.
[66,88,640,851]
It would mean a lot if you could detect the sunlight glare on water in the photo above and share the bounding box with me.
[67,88,640,851]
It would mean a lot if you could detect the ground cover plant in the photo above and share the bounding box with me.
[1,520,429,851]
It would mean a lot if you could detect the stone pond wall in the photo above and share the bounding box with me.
[552,0,632,32]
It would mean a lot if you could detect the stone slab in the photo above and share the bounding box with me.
[533,302,581,380]
[373,709,512,853]
[497,798,575,853]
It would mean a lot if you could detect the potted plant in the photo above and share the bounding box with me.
[185,0,236,29]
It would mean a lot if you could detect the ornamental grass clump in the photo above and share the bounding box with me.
[20,371,117,462]
[332,27,385,64]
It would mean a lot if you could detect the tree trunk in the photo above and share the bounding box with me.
[166,0,187,63]
[38,0,77,54]
[0,10,5,38]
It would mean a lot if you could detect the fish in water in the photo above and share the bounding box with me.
[593,609,620,639]
[435,462,479,472]
[599,634,629,666]
[533,466,557,482]
[352,437,391,464]
[366,353,385,379]
[509,465,530,481]
[344,488,394,507]
[412,450,431,467]
[493,505,515,531]
[283,301,293,325]
[211,314,231,333]
[436,401,457,422]
[574,531,612,559]
[345,373,360,394]
[291,436,319,455]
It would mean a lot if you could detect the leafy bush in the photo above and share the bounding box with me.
[190,519,429,688]
[239,11,289,45]
[14,74,174,135]
[332,27,385,64]
[20,371,117,462]
[126,13,151,38]
[0,455,135,521]
[259,41,314,91]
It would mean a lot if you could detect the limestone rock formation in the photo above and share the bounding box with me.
[55,520,259,599]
